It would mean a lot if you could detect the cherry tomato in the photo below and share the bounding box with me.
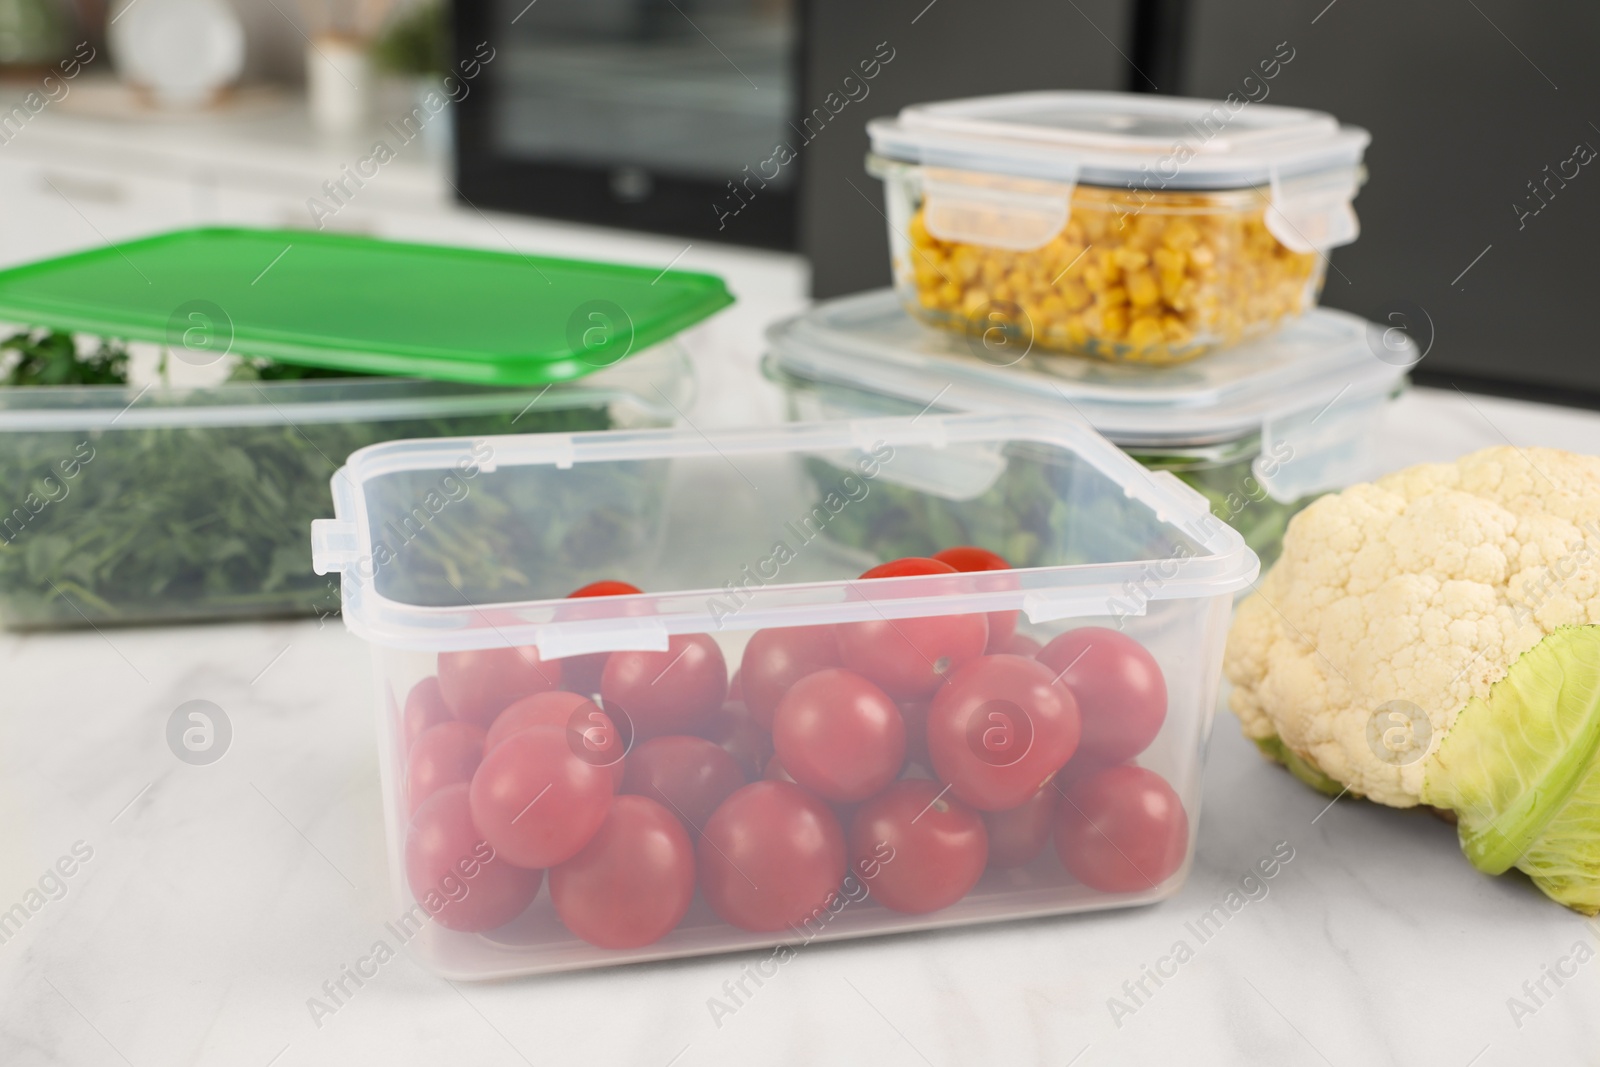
[982,784,1055,868]
[1037,627,1167,765]
[860,557,952,579]
[695,700,772,782]
[549,794,695,949]
[839,558,988,699]
[561,580,645,696]
[438,646,562,728]
[485,690,627,787]
[622,735,746,834]
[469,725,615,869]
[995,632,1043,658]
[407,721,486,814]
[926,653,1080,811]
[404,784,542,932]
[932,545,1019,652]
[601,633,727,739]
[772,669,905,803]
[739,625,842,728]
[403,676,451,750]
[698,781,846,932]
[1054,765,1188,893]
[848,780,987,914]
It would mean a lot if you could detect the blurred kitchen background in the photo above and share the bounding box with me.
[2,0,1597,403]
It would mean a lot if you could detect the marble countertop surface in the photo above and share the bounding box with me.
[3,216,1600,1066]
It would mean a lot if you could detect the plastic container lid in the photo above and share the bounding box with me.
[0,227,733,386]
[869,91,1370,190]
[868,92,1369,253]
[765,290,1411,499]
[311,412,1257,653]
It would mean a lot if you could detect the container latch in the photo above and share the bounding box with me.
[310,519,360,575]
[921,166,1075,252]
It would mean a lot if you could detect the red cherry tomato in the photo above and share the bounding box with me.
[407,721,486,814]
[848,780,987,914]
[485,690,627,787]
[601,633,727,739]
[403,677,451,750]
[561,581,645,696]
[926,653,1080,811]
[772,669,905,803]
[860,557,952,579]
[1054,765,1188,893]
[839,558,988,699]
[549,794,695,949]
[932,545,1019,652]
[469,725,615,869]
[622,735,746,834]
[739,625,842,728]
[982,784,1055,868]
[698,781,846,932]
[404,784,542,932]
[995,632,1043,658]
[695,700,772,782]
[438,646,562,728]
[1037,627,1167,765]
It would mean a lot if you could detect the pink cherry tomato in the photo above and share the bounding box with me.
[407,721,486,814]
[622,735,746,835]
[405,784,541,932]
[698,781,846,932]
[849,779,987,914]
[1054,765,1188,893]
[926,654,1080,811]
[549,795,696,949]
[438,646,563,728]
[601,633,727,739]
[1036,627,1167,765]
[402,676,451,750]
[485,690,627,787]
[739,625,843,728]
[469,725,615,869]
[932,545,1019,652]
[772,669,905,803]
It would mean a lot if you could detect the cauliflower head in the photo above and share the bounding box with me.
[1225,446,1600,912]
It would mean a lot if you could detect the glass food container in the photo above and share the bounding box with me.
[0,343,692,628]
[311,414,1256,978]
[762,290,1410,571]
[867,91,1369,364]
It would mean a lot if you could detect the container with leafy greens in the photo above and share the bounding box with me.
[763,290,1409,571]
[0,331,692,628]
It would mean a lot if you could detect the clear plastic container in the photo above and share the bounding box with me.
[0,342,690,628]
[311,413,1256,978]
[867,92,1369,364]
[762,290,1410,571]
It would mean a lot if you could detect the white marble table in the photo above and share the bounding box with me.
[4,238,1600,1065]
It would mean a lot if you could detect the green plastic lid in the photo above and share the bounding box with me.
[0,227,733,385]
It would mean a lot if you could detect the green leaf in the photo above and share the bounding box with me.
[1421,625,1600,915]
